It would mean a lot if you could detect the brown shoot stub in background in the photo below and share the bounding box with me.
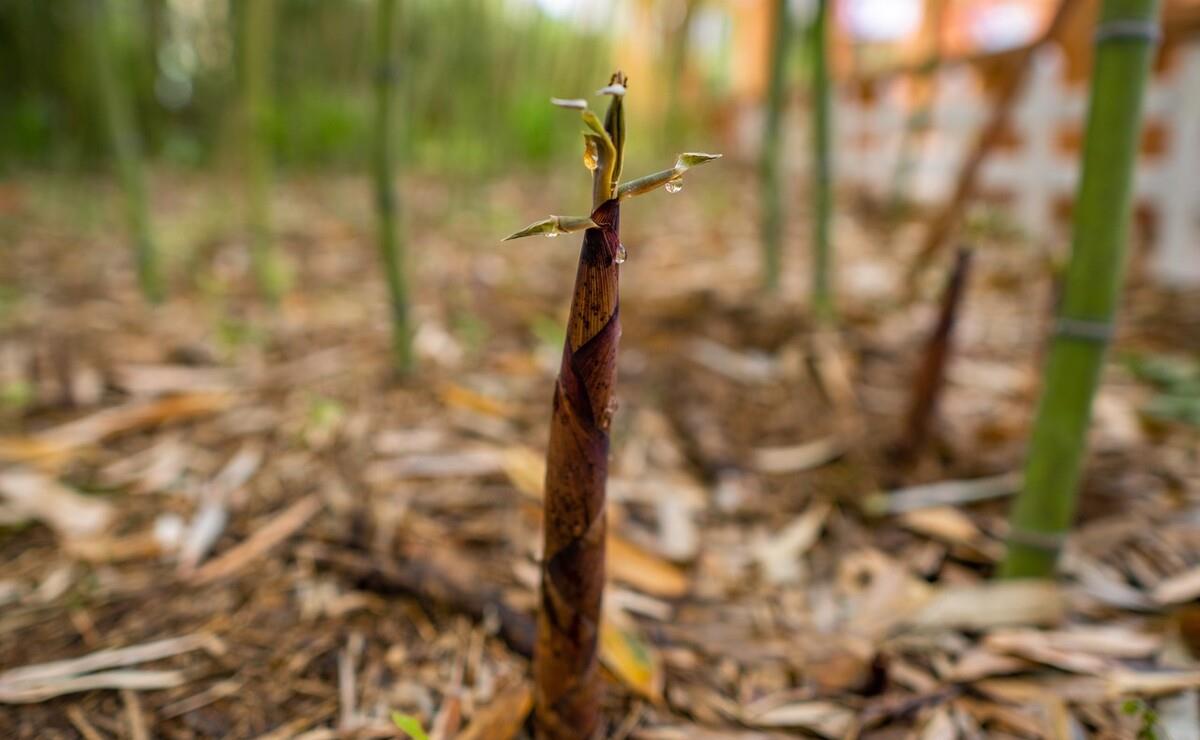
[893,246,974,465]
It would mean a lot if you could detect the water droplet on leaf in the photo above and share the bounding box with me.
[545,229,559,238]
[614,244,627,264]
[664,178,684,194]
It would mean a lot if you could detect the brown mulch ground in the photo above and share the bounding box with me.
[1,170,1198,739]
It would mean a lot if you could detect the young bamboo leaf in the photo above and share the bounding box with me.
[677,152,722,167]
[557,105,617,199]
[579,110,607,139]
[617,152,722,200]
[601,73,627,182]
[502,215,598,241]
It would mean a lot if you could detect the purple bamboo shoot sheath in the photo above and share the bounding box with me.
[535,198,621,739]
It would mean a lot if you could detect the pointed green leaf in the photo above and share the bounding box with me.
[617,168,681,200]
[618,151,722,201]
[502,215,598,242]
[503,217,557,241]
[677,152,722,168]
[580,110,608,139]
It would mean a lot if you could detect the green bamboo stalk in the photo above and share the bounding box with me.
[240,0,286,303]
[1001,0,1160,578]
[759,0,790,293]
[90,0,163,303]
[372,0,412,374]
[810,0,834,322]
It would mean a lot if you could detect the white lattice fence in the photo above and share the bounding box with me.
[834,44,1200,286]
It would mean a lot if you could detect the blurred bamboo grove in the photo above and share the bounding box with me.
[0,0,739,176]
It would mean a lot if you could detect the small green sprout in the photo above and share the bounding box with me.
[391,712,430,740]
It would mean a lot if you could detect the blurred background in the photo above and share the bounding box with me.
[4,0,1200,282]
[2,1,1200,737]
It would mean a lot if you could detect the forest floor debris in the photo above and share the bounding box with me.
[0,172,1197,737]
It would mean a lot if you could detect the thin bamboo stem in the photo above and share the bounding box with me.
[759,0,791,294]
[1002,0,1161,578]
[240,0,286,303]
[810,0,834,322]
[372,0,413,374]
[91,0,163,303]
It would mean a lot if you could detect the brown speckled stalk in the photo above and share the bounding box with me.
[534,198,620,740]
[894,247,973,463]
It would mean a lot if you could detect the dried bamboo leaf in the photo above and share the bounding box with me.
[906,580,1065,631]
[0,670,189,703]
[608,534,689,598]
[1152,565,1200,605]
[861,472,1021,517]
[0,634,213,686]
[0,468,113,538]
[600,617,663,703]
[454,682,532,740]
[1108,669,1200,696]
[752,438,842,474]
[188,495,322,585]
[743,700,855,738]
[754,501,830,584]
[0,392,233,468]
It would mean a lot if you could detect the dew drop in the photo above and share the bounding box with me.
[544,229,559,238]
[583,139,598,171]
[614,243,627,264]
[664,178,684,194]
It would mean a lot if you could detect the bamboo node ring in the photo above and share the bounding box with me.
[1054,317,1114,343]
[1008,527,1068,553]
[1093,19,1161,45]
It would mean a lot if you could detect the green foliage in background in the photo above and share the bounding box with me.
[0,0,617,176]
[1126,353,1200,427]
